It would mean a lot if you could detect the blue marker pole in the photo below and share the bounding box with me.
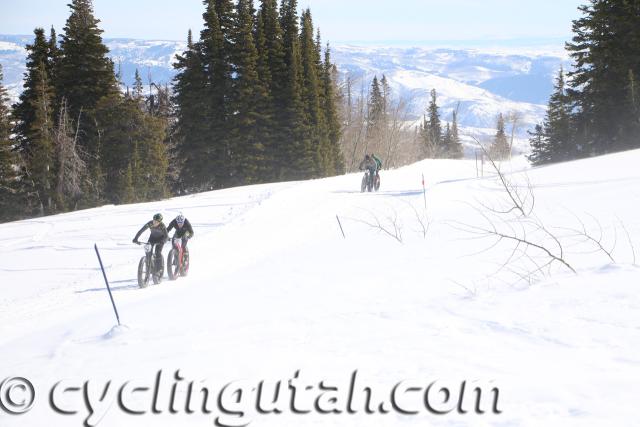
[94,244,121,326]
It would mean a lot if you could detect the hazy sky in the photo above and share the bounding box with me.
[0,0,586,43]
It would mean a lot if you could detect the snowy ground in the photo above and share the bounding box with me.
[1,151,639,427]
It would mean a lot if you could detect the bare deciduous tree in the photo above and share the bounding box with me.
[55,99,87,210]
[338,73,421,172]
[506,110,522,160]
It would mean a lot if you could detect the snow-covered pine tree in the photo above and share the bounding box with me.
[0,65,23,222]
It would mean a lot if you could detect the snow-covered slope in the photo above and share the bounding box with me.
[1,150,639,426]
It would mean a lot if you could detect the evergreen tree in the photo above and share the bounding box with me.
[442,122,452,154]
[200,0,235,188]
[12,29,57,214]
[449,109,463,159]
[172,30,209,192]
[25,61,56,215]
[490,113,510,160]
[544,67,572,161]
[527,124,549,165]
[566,0,640,154]
[56,0,117,123]
[56,0,118,204]
[0,65,22,222]
[423,89,442,158]
[367,76,384,141]
[231,0,270,184]
[321,43,345,175]
[278,0,310,180]
[133,68,144,102]
[94,95,168,204]
[299,9,323,177]
[47,27,61,84]
[13,28,53,152]
[255,0,285,180]
[629,69,639,126]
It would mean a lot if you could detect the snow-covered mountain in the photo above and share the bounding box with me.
[331,44,566,129]
[0,35,569,136]
[1,150,639,426]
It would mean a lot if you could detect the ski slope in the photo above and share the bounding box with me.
[1,151,640,427]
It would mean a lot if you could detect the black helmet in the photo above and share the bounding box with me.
[153,213,163,222]
[365,154,370,160]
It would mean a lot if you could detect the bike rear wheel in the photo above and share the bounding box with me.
[152,255,163,284]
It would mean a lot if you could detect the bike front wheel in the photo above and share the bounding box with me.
[180,249,190,277]
[137,256,150,288]
[167,249,179,281]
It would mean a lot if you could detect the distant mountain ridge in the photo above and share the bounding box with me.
[0,34,569,137]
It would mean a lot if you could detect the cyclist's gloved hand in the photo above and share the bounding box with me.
[133,238,139,244]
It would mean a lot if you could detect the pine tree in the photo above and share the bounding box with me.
[543,67,572,161]
[422,89,442,158]
[133,68,144,102]
[25,61,56,215]
[56,0,118,204]
[141,113,169,200]
[299,9,323,177]
[367,75,384,144]
[527,124,549,165]
[566,0,640,155]
[490,113,510,160]
[278,0,310,180]
[12,29,57,214]
[231,0,270,184]
[200,0,235,188]
[173,30,209,192]
[56,0,117,122]
[442,122,452,154]
[13,28,53,152]
[0,65,22,222]
[321,43,345,175]
[255,0,285,180]
[94,95,168,204]
[449,109,463,159]
[47,27,60,84]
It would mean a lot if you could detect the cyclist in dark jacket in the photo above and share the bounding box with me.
[358,154,377,174]
[371,153,383,176]
[167,213,194,249]
[133,213,168,269]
